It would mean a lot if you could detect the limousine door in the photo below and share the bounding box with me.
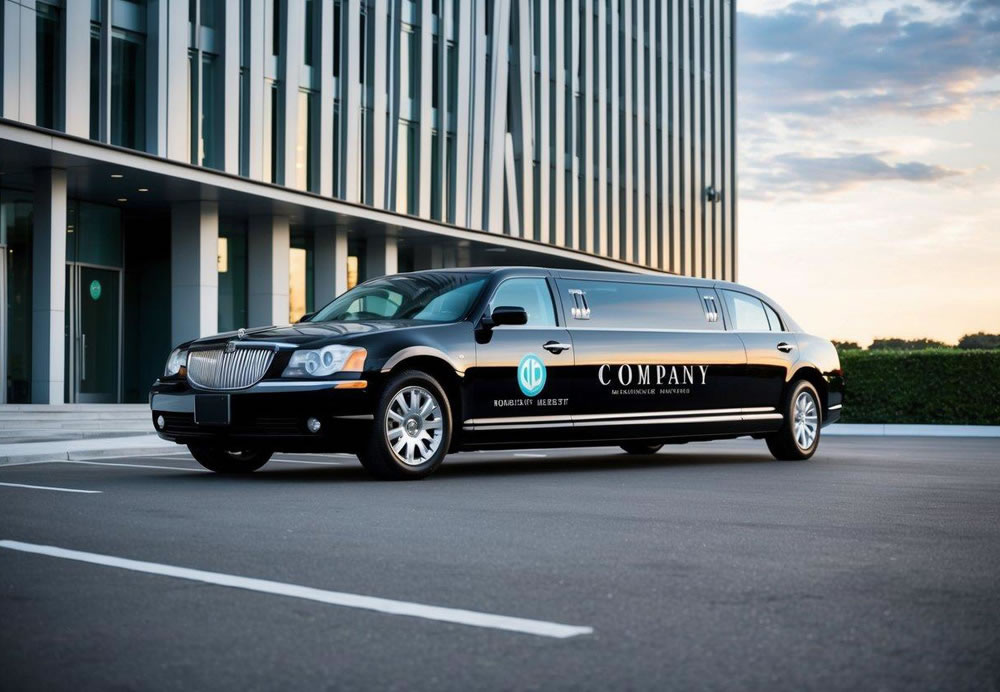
[554,279,747,441]
[467,277,575,444]
[719,290,798,412]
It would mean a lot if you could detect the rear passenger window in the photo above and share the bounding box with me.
[723,291,770,331]
[556,279,720,330]
[489,278,557,327]
[762,302,784,332]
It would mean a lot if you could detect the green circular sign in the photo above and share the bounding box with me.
[89,279,102,301]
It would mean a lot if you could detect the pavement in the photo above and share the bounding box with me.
[1,436,998,691]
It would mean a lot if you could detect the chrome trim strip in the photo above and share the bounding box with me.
[465,406,776,426]
[464,412,783,432]
[249,381,343,391]
[829,404,842,410]
[573,413,783,428]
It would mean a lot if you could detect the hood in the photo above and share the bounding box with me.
[188,320,439,349]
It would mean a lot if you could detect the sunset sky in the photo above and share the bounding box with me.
[737,0,999,346]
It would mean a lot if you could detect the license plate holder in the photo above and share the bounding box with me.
[194,394,231,425]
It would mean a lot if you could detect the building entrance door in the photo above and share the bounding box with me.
[66,263,122,403]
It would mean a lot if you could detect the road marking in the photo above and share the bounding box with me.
[0,540,593,639]
[0,482,101,494]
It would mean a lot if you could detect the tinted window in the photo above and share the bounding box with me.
[310,273,486,322]
[557,279,718,330]
[723,291,770,331]
[762,302,784,332]
[489,278,557,327]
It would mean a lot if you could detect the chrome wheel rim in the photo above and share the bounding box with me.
[793,391,819,450]
[385,385,444,466]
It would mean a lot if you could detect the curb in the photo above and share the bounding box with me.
[825,424,1000,438]
[0,435,179,466]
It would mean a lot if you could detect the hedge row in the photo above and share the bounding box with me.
[838,349,1000,425]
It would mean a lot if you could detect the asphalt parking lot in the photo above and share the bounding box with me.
[1,436,998,691]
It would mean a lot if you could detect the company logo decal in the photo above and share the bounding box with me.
[517,354,547,397]
[598,364,709,396]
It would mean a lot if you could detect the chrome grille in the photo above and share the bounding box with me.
[186,347,275,390]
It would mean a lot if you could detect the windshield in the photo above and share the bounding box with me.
[308,273,488,323]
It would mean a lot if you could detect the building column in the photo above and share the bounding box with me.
[247,216,290,326]
[314,227,348,305]
[64,0,91,137]
[456,243,472,268]
[31,168,66,403]
[171,201,219,346]
[365,234,398,280]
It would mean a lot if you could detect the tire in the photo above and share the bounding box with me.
[766,380,822,461]
[358,370,453,480]
[620,442,663,455]
[188,445,272,474]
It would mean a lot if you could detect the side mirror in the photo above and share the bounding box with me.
[297,312,315,323]
[488,305,528,327]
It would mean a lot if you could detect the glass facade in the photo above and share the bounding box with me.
[1,192,34,404]
[35,2,63,131]
[289,229,314,323]
[218,223,248,332]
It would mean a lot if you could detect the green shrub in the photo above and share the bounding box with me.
[839,349,1000,425]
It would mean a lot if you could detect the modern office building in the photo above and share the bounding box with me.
[0,0,736,404]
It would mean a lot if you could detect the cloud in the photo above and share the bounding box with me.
[742,152,964,200]
[738,0,1000,122]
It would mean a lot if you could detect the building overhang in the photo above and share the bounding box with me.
[0,120,667,275]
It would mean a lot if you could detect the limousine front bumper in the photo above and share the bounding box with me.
[150,378,374,452]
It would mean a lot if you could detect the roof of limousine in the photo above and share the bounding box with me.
[403,267,802,332]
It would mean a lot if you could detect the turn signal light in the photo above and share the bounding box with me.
[334,380,368,390]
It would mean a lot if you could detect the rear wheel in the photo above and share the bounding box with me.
[188,445,272,474]
[766,380,821,460]
[620,442,663,455]
[358,370,452,480]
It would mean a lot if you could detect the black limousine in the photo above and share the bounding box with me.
[151,267,844,479]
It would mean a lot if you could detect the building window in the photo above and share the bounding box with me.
[200,53,219,168]
[296,90,318,192]
[264,81,283,184]
[396,120,418,215]
[218,223,248,332]
[35,3,63,130]
[304,0,318,67]
[111,31,146,150]
[289,229,314,323]
[271,0,281,56]
[89,24,101,140]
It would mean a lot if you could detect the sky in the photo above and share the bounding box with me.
[736,0,1000,346]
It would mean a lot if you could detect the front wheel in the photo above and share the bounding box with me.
[188,445,272,473]
[766,380,821,461]
[620,442,663,455]
[358,370,453,480]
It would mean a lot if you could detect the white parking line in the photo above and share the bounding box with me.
[0,540,592,639]
[0,482,101,494]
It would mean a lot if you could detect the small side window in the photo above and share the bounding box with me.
[488,278,557,327]
[762,302,784,332]
[723,290,770,331]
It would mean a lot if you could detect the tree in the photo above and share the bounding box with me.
[868,338,949,351]
[957,332,1000,350]
[832,340,861,352]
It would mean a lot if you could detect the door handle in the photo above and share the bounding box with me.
[776,342,795,353]
[543,341,572,354]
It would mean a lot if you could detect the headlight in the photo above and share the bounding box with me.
[282,346,367,378]
[164,348,188,377]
